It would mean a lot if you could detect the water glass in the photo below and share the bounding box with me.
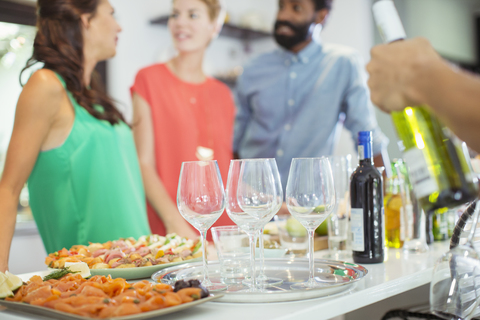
[326,155,352,259]
[274,213,308,257]
[211,226,250,285]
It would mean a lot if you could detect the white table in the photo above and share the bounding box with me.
[0,241,450,320]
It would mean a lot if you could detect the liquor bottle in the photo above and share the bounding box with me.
[372,1,478,216]
[350,131,384,264]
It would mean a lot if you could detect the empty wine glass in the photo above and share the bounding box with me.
[228,159,281,290]
[253,159,284,287]
[286,157,336,289]
[430,200,480,319]
[177,160,227,291]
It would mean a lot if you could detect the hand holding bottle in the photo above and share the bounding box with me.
[367,37,447,113]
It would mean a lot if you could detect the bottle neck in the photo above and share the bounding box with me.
[358,142,373,165]
[359,158,373,166]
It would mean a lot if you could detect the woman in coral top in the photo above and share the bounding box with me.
[131,0,235,239]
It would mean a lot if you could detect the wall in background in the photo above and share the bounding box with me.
[0,22,36,164]
[108,0,375,160]
[395,0,480,64]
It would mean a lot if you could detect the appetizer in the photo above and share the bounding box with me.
[45,234,202,270]
[4,273,209,318]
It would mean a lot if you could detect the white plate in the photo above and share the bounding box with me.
[89,257,202,280]
[48,257,202,280]
[152,258,368,303]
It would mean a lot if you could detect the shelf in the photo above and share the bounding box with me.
[150,15,272,41]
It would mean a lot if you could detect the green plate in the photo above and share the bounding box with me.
[89,257,202,280]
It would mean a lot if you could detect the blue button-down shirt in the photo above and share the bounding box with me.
[234,40,389,189]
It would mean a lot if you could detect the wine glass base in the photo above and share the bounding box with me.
[243,277,284,288]
[290,280,327,290]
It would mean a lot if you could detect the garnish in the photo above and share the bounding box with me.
[43,267,79,281]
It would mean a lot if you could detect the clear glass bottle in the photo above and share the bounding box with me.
[384,162,405,248]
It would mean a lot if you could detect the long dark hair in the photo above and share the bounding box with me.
[21,0,125,125]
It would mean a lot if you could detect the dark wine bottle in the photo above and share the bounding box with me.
[350,131,385,264]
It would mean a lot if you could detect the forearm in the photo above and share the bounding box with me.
[139,164,189,230]
[421,63,480,152]
[0,186,20,272]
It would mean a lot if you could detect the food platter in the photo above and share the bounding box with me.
[152,258,368,303]
[83,257,201,280]
[0,294,221,320]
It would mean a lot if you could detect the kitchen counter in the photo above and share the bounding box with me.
[0,241,450,320]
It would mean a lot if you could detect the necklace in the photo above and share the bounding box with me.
[179,79,215,161]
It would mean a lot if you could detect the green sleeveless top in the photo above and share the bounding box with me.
[28,73,151,253]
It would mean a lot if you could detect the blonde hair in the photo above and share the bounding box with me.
[199,0,222,21]
[172,0,225,23]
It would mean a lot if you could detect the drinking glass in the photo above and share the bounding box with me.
[430,200,480,319]
[325,155,352,260]
[226,159,281,290]
[286,157,336,289]
[177,160,226,291]
[256,159,283,287]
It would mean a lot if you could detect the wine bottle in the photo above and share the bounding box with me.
[350,131,384,264]
[372,0,478,216]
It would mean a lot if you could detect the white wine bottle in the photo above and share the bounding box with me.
[372,1,478,216]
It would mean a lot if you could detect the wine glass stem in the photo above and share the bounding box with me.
[248,232,257,291]
[199,230,211,286]
[308,229,315,286]
[258,229,266,280]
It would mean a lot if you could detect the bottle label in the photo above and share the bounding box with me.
[403,147,439,199]
[350,208,365,251]
[358,145,365,161]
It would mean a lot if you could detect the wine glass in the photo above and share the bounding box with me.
[226,159,280,290]
[177,160,227,291]
[430,200,480,319]
[286,157,336,289]
[256,159,283,287]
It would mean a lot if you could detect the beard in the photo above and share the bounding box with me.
[274,19,315,50]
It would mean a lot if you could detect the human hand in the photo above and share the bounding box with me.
[367,37,443,113]
[166,222,199,240]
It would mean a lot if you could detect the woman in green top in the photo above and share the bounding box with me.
[0,0,151,272]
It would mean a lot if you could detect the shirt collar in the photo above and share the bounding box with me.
[277,38,322,65]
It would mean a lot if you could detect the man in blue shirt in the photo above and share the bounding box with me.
[234,0,389,189]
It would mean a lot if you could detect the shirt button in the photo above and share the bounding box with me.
[277,149,284,157]
[292,57,298,63]
[190,97,197,104]
[288,99,295,106]
[284,124,291,131]
[284,59,291,66]
[290,72,297,79]
[302,57,309,63]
